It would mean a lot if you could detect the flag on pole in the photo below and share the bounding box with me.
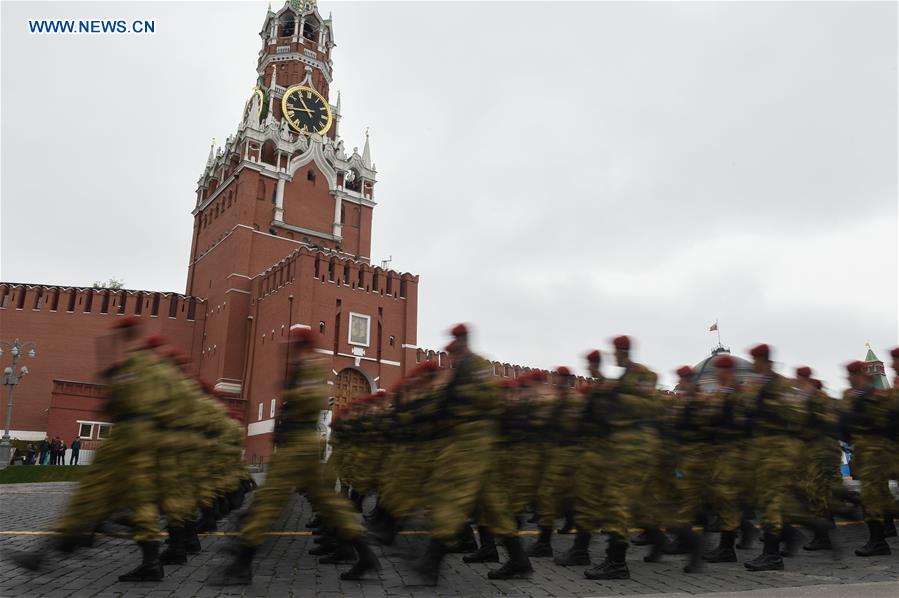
[709,322,718,332]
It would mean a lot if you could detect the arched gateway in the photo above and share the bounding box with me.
[332,368,372,408]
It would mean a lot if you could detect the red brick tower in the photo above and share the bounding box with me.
[185,0,419,461]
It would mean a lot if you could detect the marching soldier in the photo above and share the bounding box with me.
[557,350,605,567]
[794,366,841,552]
[11,318,171,581]
[742,344,806,571]
[528,367,582,560]
[412,324,532,584]
[582,336,661,580]
[209,327,379,585]
[841,359,897,557]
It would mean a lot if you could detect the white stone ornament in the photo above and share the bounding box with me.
[279,119,292,141]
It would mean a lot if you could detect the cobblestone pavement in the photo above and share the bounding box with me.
[1,483,896,598]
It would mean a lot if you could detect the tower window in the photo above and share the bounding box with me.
[307,170,316,183]
[389,336,395,347]
[302,21,318,41]
[319,321,326,334]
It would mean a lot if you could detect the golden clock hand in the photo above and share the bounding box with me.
[296,97,315,115]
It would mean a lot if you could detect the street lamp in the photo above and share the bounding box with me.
[0,339,37,469]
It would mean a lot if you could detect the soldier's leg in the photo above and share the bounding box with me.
[854,437,894,556]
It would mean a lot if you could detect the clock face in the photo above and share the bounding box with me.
[282,85,332,135]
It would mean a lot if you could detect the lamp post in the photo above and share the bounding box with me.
[0,339,37,469]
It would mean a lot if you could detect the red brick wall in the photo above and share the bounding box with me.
[0,284,204,438]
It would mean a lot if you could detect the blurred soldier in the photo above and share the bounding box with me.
[794,367,841,552]
[743,344,806,572]
[841,359,896,557]
[668,364,713,573]
[413,324,532,584]
[209,328,379,585]
[529,367,582,560]
[557,350,605,567]
[10,318,170,581]
[583,335,661,581]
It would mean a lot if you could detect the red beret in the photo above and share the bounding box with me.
[812,379,823,390]
[199,378,215,395]
[162,348,180,359]
[750,343,770,359]
[450,323,468,338]
[795,366,812,378]
[556,366,572,377]
[586,349,601,363]
[288,327,315,345]
[890,347,899,359]
[846,360,867,374]
[144,335,167,349]
[414,360,439,375]
[530,370,548,383]
[676,365,694,378]
[613,335,631,351]
[113,315,140,329]
[714,355,735,369]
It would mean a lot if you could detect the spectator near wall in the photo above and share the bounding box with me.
[70,437,81,465]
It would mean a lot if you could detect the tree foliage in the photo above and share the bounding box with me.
[92,278,124,290]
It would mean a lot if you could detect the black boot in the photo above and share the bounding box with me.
[207,543,254,585]
[216,495,231,517]
[884,517,897,538]
[349,490,365,513]
[555,529,591,566]
[196,507,218,532]
[527,526,554,557]
[643,527,668,563]
[463,527,499,563]
[487,536,534,579]
[703,530,737,563]
[671,528,703,573]
[8,534,81,572]
[318,542,356,564]
[744,531,784,571]
[662,530,692,555]
[368,508,399,546]
[306,513,322,529]
[310,530,339,556]
[159,527,187,565]
[584,535,629,580]
[855,520,891,557]
[410,538,446,586]
[227,488,245,511]
[447,524,479,553]
[340,538,381,581]
[736,518,758,550]
[184,521,202,555]
[630,529,651,546]
[118,541,165,582]
[779,524,804,557]
[803,521,833,551]
[557,511,576,534]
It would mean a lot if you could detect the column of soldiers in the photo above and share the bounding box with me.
[7,319,898,587]
[324,330,898,584]
[9,316,256,581]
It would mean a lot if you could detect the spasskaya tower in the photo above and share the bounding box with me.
[184,0,419,461]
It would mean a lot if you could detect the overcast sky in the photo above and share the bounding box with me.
[2,1,897,391]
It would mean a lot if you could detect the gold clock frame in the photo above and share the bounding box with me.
[281,85,333,135]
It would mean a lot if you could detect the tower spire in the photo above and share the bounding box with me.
[362,128,371,167]
[206,138,216,169]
